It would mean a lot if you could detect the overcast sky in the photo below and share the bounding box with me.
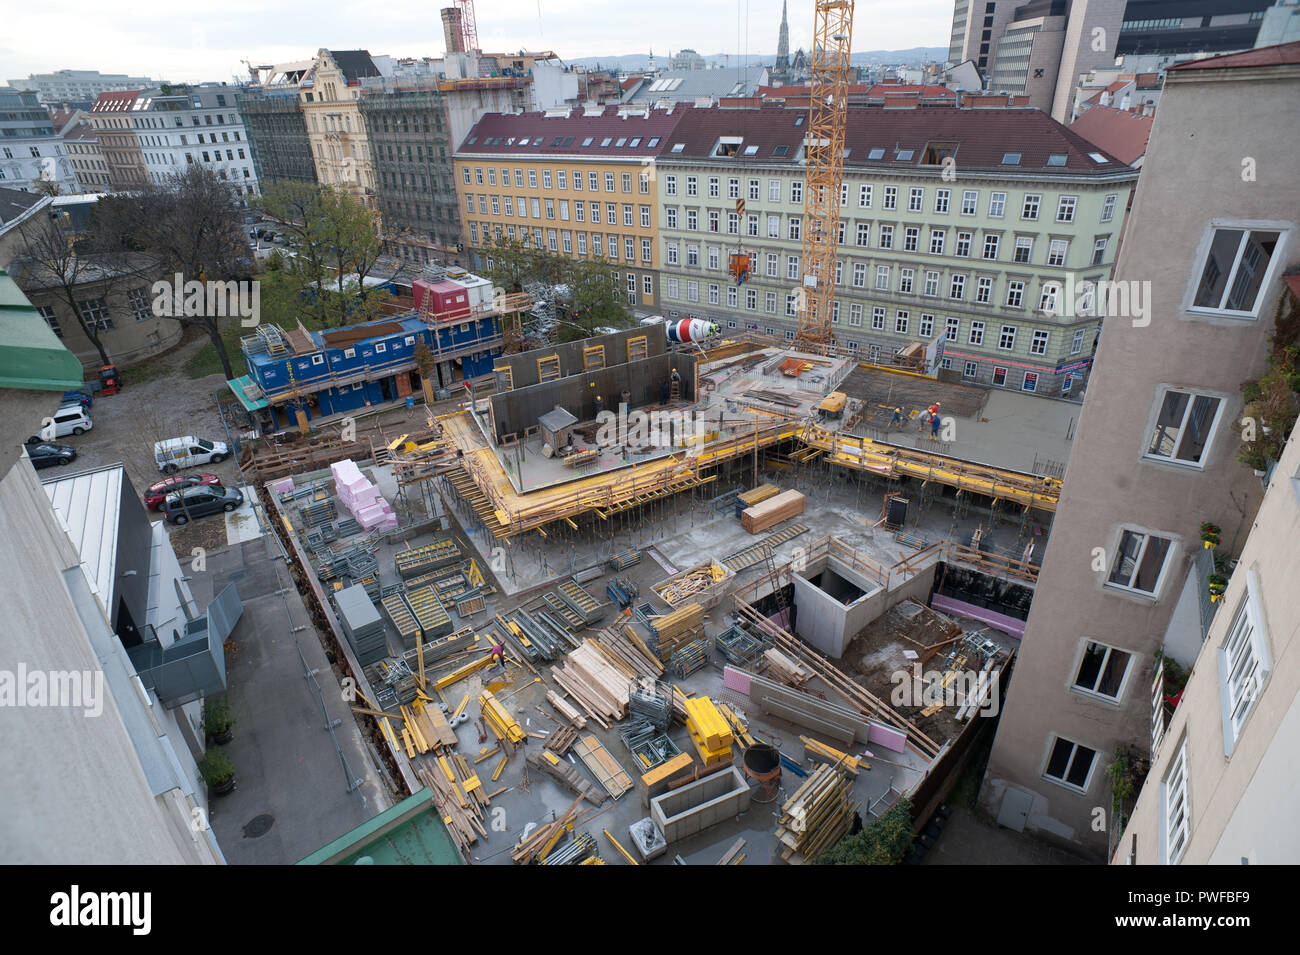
[2,0,953,84]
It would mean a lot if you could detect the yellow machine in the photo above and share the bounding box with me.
[817,392,847,420]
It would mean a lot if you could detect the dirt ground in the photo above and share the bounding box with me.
[838,365,988,430]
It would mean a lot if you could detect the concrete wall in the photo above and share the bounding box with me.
[792,553,936,659]
[649,766,750,842]
[491,326,666,390]
[489,351,695,440]
[982,57,1299,857]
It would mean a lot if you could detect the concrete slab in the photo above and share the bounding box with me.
[224,486,263,545]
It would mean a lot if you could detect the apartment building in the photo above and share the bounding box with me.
[0,88,79,194]
[7,69,154,109]
[61,121,108,192]
[656,101,1136,396]
[455,106,688,310]
[132,84,259,200]
[300,49,384,207]
[237,72,319,187]
[981,42,1299,858]
[88,89,147,190]
[1117,416,1299,865]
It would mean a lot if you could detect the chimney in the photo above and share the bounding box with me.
[441,8,465,55]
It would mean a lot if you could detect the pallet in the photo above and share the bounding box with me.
[573,734,633,799]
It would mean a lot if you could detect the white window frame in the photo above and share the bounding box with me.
[1105,527,1176,598]
[1186,221,1289,319]
[1160,738,1190,864]
[1071,640,1133,703]
[1041,735,1098,793]
[1218,571,1271,755]
[1143,387,1225,470]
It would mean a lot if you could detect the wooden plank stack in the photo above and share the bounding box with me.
[525,750,606,806]
[735,483,780,517]
[589,625,663,682]
[764,647,812,686]
[479,690,527,747]
[550,640,632,724]
[648,602,705,659]
[741,489,806,534]
[574,734,634,799]
[511,796,583,864]
[774,764,856,865]
[545,690,588,729]
[415,762,486,854]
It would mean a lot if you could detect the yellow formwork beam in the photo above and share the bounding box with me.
[603,829,640,865]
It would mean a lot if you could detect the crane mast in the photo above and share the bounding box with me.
[794,0,855,349]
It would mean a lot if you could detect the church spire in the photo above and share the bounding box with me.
[774,0,791,81]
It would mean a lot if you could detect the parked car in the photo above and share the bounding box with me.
[143,472,222,510]
[26,441,77,469]
[62,390,92,409]
[154,436,230,473]
[159,485,243,524]
[42,404,94,439]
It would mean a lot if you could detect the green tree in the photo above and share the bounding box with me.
[816,799,914,865]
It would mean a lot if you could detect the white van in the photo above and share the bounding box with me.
[41,405,94,439]
[154,436,231,473]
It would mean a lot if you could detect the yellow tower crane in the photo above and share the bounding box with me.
[794,0,855,350]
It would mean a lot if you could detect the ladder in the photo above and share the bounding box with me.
[669,376,681,401]
[761,543,788,624]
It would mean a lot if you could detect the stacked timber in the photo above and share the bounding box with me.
[546,690,588,729]
[764,648,812,686]
[525,750,606,806]
[415,762,486,854]
[648,602,705,659]
[774,764,856,864]
[741,489,806,534]
[550,640,632,725]
[735,483,780,517]
[511,796,583,864]
[589,624,664,682]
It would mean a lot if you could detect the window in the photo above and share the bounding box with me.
[919,314,933,338]
[1162,740,1190,864]
[982,234,1000,260]
[728,178,740,200]
[746,288,757,310]
[895,311,909,334]
[127,287,152,321]
[1021,194,1040,220]
[1107,529,1173,596]
[640,206,651,228]
[708,210,720,233]
[875,265,890,290]
[785,295,797,317]
[1014,237,1034,264]
[904,227,919,252]
[749,179,760,200]
[790,180,802,204]
[883,186,896,210]
[728,212,739,235]
[788,217,801,241]
[1043,737,1098,791]
[623,237,633,259]
[1146,390,1222,467]
[606,173,616,192]
[858,184,872,207]
[848,303,863,326]
[855,223,870,247]
[666,277,679,298]
[748,215,759,237]
[1005,282,1024,308]
[528,169,537,188]
[708,283,720,305]
[955,232,972,258]
[707,247,719,270]
[960,190,977,216]
[544,199,555,219]
[687,209,698,230]
[871,307,885,330]
[1070,328,1086,355]
[928,229,945,255]
[640,173,650,194]
[963,361,978,379]
[765,291,777,313]
[515,169,524,187]
[968,320,984,345]
[1092,236,1109,266]
[976,276,993,304]
[1030,329,1049,356]
[462,167,471,184]
[623,205,634,227]
[687,244,698,266]
[1056,196,1077,223]
[37,305,61,337]
[852,263,867,287]
[988,192,1006,218]
[899,268,914,294]
[1101,193,1117,223]
[878,225,893,250]
[665,207,677,228]
[77,298,112,331]
[769,179,780,201]
[726,286,738,307]
[589,201,601,223]
[641,238,652,263]
[666,242,679,266]
[950,274,965,300]
[788,256,800,280]
[547,230,558,251]
[577,233,587,255]
[622,173,632,193]
[945,317,959,341]
[998,325,1016,350]
[767,253,778,278]
[1220,578,1270,751]
[687,280,698,302]
[1073,641,1132,701]
[992,366,1007,386]
[665,175,677,196]
[908,187,923,212]
[934,189,950,214]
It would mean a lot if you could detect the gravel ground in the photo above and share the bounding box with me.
[57,344,246,554]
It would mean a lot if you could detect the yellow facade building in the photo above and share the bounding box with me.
[300,49,383,207]
[453,105,688,310]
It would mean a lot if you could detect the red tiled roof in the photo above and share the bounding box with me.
[1168,40,1300,72]
[1068,105,1152,166]
[61,122,98,143]
[457,105,691,156]
[620,77,642,92]
[90,89,143,112]
[758,82,955,100]
[660,102,1129,174]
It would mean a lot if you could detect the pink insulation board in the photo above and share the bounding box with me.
[722,666,752,695]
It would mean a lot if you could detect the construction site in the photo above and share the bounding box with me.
[240,318,1063,865]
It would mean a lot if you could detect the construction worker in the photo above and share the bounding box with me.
[889,407,903,430]
[490,642,506,670]
[930,412,941,440]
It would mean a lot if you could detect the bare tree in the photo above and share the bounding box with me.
[95,165,249,378]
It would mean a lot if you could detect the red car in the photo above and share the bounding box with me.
[144,473,221,510]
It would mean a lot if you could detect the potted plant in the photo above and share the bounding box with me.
[199,749,236,796]
[1207,573,1229,603]
[202,697,235,744]
[1199,521,1221,550]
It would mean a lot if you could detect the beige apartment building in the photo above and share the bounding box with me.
[980,41,1300,859]
[1117,416,1299,864]
[300,49,383,207]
